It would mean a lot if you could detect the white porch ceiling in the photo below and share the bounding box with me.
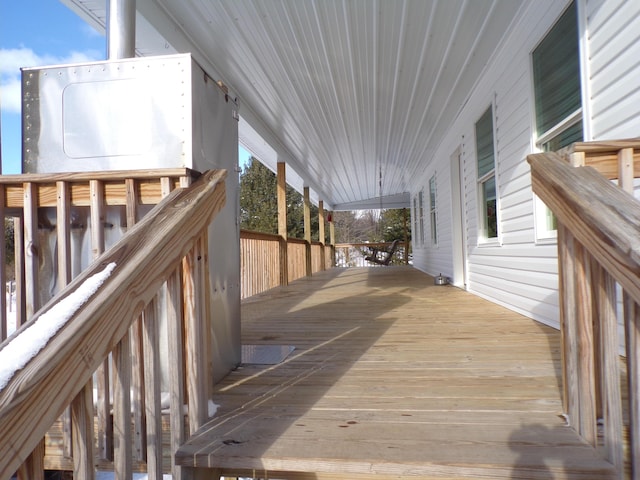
[63,0,526,210]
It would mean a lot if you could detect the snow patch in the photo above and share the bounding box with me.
[0,263,116,392]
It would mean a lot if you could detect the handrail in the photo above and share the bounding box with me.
[528,146,640,478]
[0,169,226,479]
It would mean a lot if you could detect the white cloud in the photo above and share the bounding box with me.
[0,47,103,114]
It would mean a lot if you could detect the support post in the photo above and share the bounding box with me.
[277,162,288,286]
[329,210,336,269]
[318,200,325,271]
[403,208,409,264]
[303,187,312,276]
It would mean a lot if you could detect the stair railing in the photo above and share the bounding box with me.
[528,139,640,479]
[0,169,227,480]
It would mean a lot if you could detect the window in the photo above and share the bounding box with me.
[429,175,437,245]
[532,1,582,239]
[418,189,425,246]
[475,106,498,240]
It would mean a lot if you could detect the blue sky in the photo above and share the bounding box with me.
[0,0,251,174]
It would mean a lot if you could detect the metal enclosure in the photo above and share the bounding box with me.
[22,53,241,382]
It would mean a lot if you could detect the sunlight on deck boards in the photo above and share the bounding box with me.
[176,267,616,479]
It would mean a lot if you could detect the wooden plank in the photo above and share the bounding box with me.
[90,179,112,460]
[558,225,579,421]
[3,175,188,209]
[0,170,227,479]
[143,298,163,480]
[14,216,26,327]
[167,268,186,480]
[56,181,72,291]
[625,295,640,479]
[183,239,208,434]
[56,181,74,460]
[23,182,38,320]
[126,177,147,462]
[112,333,133,479]
[71,380,95,480]
[20,182,45,480]
[177,267,619,479]
[618,147,635,194]
[130,319,147,462]
[570,139,640,154]
[595,263,624,476]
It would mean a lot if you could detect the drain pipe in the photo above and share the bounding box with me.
[107,0,136,60]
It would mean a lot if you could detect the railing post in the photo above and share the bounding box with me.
[595,263,624,475]
[625,296,640,477]
[142,297,163,478]
[558,224,579,423]
[574,241,597,447]
[63,178,95,479]
[167,268,186,480]
[318,200,325,271]
[184,234,209,433]
[329,210,336,268]
[127,178,147,462]
[277,162,288,286]
[23,182,39,320]
[91,179,113,460]
[112,332,133,478]
[403,208,409,265]
[19,181,45,480]
[14,216,26,327]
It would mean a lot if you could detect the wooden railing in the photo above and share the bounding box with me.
[240,230,332,299]
[288,238,308,283]
[0,168,197,340]
[528,139,640,479]
[240,230,282,300]
[0,169,227,479]
[334,241,409,267]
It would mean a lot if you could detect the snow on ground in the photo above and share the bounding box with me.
[0,263,116,391]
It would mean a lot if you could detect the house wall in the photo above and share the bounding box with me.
[586,0,640,140]
[410,0,640,330]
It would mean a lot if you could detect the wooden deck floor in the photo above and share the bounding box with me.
[176,267,617,479]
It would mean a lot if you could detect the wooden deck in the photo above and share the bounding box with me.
[176,267,617,479]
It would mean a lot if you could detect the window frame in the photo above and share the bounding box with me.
[418,189,426,247]
[429,174,438,246]
[530,0,583,242]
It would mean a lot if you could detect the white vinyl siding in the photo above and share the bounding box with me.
[587,0,640,140]
[409,0,640,332]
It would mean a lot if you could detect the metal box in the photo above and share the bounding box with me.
[21,53,241,382]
